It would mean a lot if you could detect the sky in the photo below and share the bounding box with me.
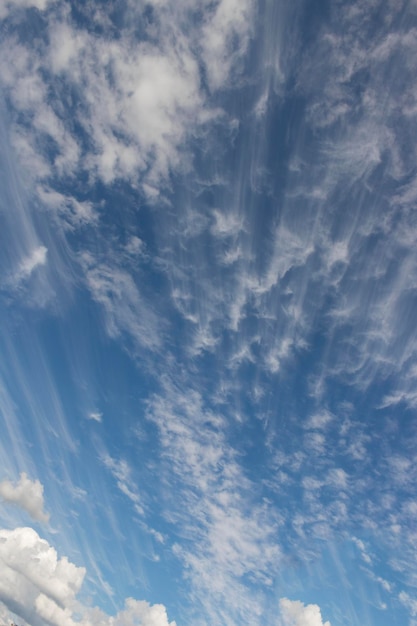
[0,0,417,625]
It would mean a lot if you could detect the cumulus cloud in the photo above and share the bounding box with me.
[0,527,176,626]
[280,598,331,626]
[0,473,49,523]
[0,526,84,626]
[85,598,177,626]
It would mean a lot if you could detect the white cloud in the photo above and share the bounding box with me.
[280,598,331,626]
[81,254,161,353]
[146,380,281,624]
[201,0,255,91]
[11,246,48,288]
[399,591,417,618]
[211,209,245,238]
[125,236,146,258]
[1,2,416,624]
[0,0,49,20]
[0,527,176,626]
[87,411,102,423]
[351,536,372,565]
[305,411,333,430]
[37,187,97,230]
[0,0,255,204]
[102,454,144,516]
[380,386,417,410]
[85,597,176,626]
[0,526,84,626]
[0,473,49,523]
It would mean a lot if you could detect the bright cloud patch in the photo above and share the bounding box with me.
[0,526,84,626]
[87,598,177,626]
[280,599,331,626]
[0,473,49,523]
[0,0,254,195]
[12,246,48,287]
[87,411,102,423]
[0,527,175,626]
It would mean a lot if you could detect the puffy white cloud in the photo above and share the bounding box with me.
[0,526,84,626]
[0,473,49,523]
[280,598,331,626]
[85,598,176,626]
[0,527,176,626]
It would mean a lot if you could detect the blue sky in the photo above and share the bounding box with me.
[0,1,417,625]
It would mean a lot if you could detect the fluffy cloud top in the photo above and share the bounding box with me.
[280,598,331,626]
[0,473,50,523]
[0,527,176,626]
[0,526,84,626]
[86,598,177,626]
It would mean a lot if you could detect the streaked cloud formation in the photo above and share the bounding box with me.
[0,0,416,625]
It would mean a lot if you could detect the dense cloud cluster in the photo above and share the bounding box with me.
[0,527,84,626]
[0,0,253,201]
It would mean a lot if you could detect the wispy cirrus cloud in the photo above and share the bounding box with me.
[81,253,162,353]
[1,1,417,625]
[101,454,144,516]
